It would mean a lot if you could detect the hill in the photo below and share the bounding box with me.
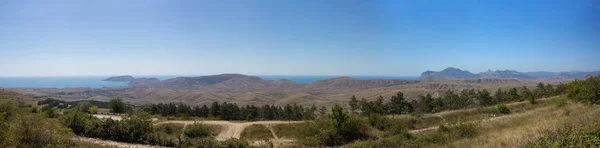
[128,74,418,91]
[103,75,135,81]
[421,67,600,80]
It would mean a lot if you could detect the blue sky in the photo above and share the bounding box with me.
[0,0,598,76]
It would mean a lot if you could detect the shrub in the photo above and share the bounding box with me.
[60,109,92,135]
[6,114,73,147]
[41,106,58,118]
[527,123,600,147]
[108,98,126,113]
[298,105,373,146]
[450,123,479,138]
[184,123,212,138]
[89,105,99,114]
[367,114,392,131]
[220,138,249,148]
[497,104,511,114]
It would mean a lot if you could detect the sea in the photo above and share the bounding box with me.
[0,75,419,88]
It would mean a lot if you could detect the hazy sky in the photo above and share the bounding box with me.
[0,0,598,76]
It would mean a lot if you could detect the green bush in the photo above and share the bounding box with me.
[367,114,392,131]
[220,138,249,148]
[497,104,511,114]
[527,123,600,147]
[184,123,212,138]
[298,105,373,146]
[5,113,73,147]
[450,123,479,138]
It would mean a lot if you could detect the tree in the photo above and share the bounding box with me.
[108,98,126,113]
[319,106,327,117]
[535,82,548,98]
[417,94,435,113]
[478,89,494,106]
[567,76,600,104]
[388,92,407,115]
[348,96,359,114]
[507,87,521,101]
[77,101,92,113]
[554,83,567,95]
[494,89,505,103]
[521,86,536,104]
[209,102,220,117]
[545,84,555,97]
[330,104,348,130]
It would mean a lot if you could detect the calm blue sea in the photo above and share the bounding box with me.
[0,75,418,88]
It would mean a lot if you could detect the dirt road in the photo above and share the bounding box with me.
[155,120,305,141]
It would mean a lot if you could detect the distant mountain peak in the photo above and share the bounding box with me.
[421,67,600,80]
[421,67,476,79]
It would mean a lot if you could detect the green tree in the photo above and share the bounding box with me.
[554,83,567,95]
[478,89,494,106]
[331,104,348,130]
[108,98,126,113]
[568,76,600,104]
[77,101,92,113]
[494,89,505,103]
[388,92,407,115]
[417,94,435,113]
[507,87,521,101]
[348,96,359,114]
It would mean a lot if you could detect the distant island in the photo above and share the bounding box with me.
[103,75,135,82]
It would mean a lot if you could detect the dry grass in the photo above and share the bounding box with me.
[449,102,600,148]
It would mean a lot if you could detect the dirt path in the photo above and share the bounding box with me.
[92,114,158,121]
[155,120,305,141]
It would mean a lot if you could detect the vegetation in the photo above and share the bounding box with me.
[108,98,126,113]
[350,82,567,116]
[0,100,74,147]
[144,102,317,121]
[183,123,213,139]
[568,75,600,105]
[298,104,373,146]
[240,124,273,141]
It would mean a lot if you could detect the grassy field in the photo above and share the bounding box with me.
[345,97,599,147]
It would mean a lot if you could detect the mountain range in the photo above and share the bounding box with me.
[421,67,600,80]
[127,74,419,91]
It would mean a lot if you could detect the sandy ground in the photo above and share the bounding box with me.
[92,114,158,121]
[155,120,305,141]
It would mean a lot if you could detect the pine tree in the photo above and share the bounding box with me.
[388,92,406,115]
[508,87,520,101]
[348,95,359,114]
